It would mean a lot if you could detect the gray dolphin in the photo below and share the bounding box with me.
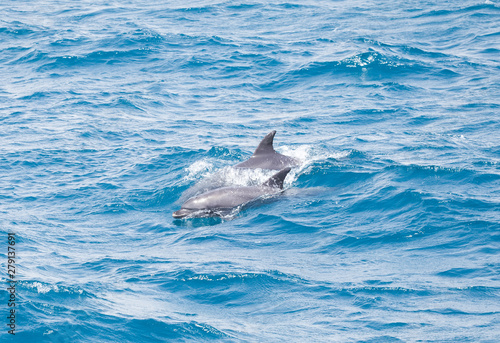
[234,130,299,170]
[173,167,291,219]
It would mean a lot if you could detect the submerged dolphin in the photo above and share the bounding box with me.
[173,167,291,219]
[234,130,299,170]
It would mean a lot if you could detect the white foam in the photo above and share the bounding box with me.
[183,159,214,181]
[217,167,272,186]
[33,281,56,294]
[278,144,349,170]
[181,144,347,199]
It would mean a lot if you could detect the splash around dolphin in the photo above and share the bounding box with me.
[234,130,299,170]
[173,167,291,219]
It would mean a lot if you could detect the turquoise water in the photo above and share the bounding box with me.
[1,0,500,342]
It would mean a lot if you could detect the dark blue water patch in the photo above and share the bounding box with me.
[417,306,498,317]
[160,269,304,306]
[80,257,141,273]
[436,266,498,279]
[95,181,119,190]
[257,50,434,91]
[229,51,282,67]
[405,113,446,127]
[296,160,375,188]
[347,149,369,159]
[220,50,283,77]
[173,4,219,14]
[17,91,64,101]
[381,82,423,93]
[172,34,240,50]
[348,186,426,214]
[356,37,452,60]
[125,318,229,342]
[338,108,402,126]
[142,183,191,209]
[92,201,136,215]
[7,48,49,65]
[0,46,33,64]
[249,213,323,235]
[431,67,461,78]
[134,149,204,173]
[48,36,92,48]
[471,172,500,185]
[307,282,433,303]
[407,218,500,252]
[17,301,228,343]
[459,102,500,110]
[412,3,500,19]
[478,30,500,39]
[387,164,477,183]
[111,28,165,49]
[294,51,429,77]
[181,55,217,69]
[133,220,178,233]
[275,2,312,10]
[4,150,81,173]
[63,6,127,22]
[100,96,146,112]
[226,3,263,12]
[360,335,406,343]
[316,199,494,253]
[448,197,500,213]
[472,159,500,172]
[457,286,500,299]
[365,322,411,333]
[330,228,419,251]
[36,49,155,72]
[489,146,500,158]
[0,20,48,38]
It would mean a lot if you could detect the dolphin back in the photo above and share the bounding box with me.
[262,167,291,189]
[234,131,299,170]
[253,130,276,155]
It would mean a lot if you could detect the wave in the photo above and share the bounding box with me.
[38,49,154,71]
[159,269,303,307]
[385,164,500,194]
[0,21,44,38]
[19,301,228,342]
[295,51,427,76]
[171,1,309,15]
[5,46,156,73]
[258,50,436,91]
[3,23,165,72]
[20,280,89,297]
[297,161,374,188]
[355,38,451,59]
[412,3,500,19]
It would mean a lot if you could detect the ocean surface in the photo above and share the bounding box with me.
[1,0,500,342]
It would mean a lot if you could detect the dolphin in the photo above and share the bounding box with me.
[234,130,300,170]
[173,167,291,219]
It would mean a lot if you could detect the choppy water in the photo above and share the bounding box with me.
[1,0,500,342]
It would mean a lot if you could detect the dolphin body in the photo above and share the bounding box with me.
[173,167,291,219]
[234,131,299,170]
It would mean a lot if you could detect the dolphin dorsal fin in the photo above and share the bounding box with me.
[262,167,291,189]
[253,130,277,155]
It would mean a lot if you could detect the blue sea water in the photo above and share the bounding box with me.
[1,0,500,341]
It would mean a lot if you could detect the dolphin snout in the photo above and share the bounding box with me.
[172,208,192,218]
